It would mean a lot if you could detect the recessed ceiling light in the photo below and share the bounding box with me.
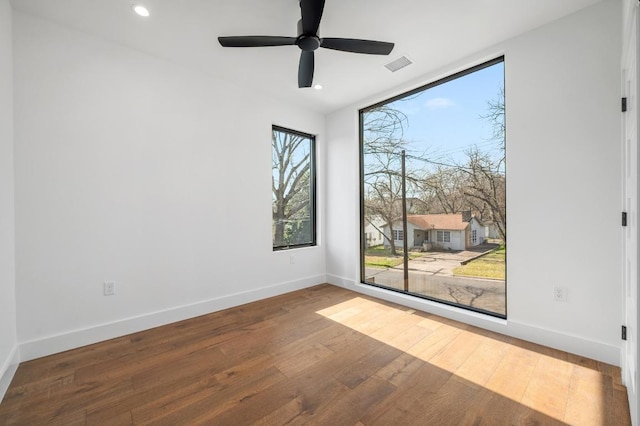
[132,5,150,17]
[313,84,323,90]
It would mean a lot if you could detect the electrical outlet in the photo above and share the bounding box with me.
[104,281,115,296]
[553,285,567,302]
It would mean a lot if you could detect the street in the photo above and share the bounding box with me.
[364,244,505,315]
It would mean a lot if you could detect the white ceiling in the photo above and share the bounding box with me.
[10,0,606,114]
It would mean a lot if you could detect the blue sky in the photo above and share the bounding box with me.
[388,61,504,166]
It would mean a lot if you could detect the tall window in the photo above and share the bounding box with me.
[360,57,506,317]
[272,126,316,250]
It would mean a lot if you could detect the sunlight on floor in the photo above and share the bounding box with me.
[316,296,607,424]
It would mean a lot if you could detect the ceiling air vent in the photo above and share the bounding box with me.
[384,55,413,72]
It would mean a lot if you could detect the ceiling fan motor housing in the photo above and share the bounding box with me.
[296,19,321,51]
[297,36,321,51]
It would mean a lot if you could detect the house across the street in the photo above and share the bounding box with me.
[383,213,486,251]
[363,216,385,248]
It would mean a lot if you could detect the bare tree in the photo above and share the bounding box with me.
[362,104,417,255]
[419,166,467,214]
[418,89,506,241]
[462,88,506,241]
[460,148,506,241]
[365,173,404,255]
[362,88,506,252]
[481,87,506,149]
[272,130,312,247]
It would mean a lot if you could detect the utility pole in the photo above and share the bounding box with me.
[401,150,409,291]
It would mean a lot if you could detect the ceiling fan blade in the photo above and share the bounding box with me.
[300,0,325,35]
[298,51,314,88]
[321,38,394,55]
[218,36,297,47]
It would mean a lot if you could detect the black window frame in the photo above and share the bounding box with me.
[272,125,317,251]
[359,56,506,319]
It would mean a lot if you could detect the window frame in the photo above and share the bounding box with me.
[272,125,317,251]
[436,230,451,243]
[358,56,506,319]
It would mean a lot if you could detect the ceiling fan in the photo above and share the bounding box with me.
[218,0,395,88]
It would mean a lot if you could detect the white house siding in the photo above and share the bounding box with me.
[485,223,501,240]
[364,222,385,247]
[384,221,471,251]
[431,229,466,251]
[468,218,486,247]
[364,216,386,247]
[384,221,422,248]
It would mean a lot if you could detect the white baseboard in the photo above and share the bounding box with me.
[15,272,619,369]
[19,274,326,362]
[0,345,20,402]
[505,320,620,366]
[327,274,619,366]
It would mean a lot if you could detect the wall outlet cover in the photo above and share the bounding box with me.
[554,285,568,302]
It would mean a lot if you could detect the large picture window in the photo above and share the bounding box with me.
[360,57,506,317]
[272,126,316,250]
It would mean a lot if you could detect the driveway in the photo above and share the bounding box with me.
[400,243,499,277]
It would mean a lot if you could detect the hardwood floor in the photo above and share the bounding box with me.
[0,284,631,425]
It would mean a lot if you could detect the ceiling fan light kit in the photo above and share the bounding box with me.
[218,0,395,88]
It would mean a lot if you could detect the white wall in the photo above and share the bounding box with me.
[13,11,325,360]
[0,0,19,398]
[6,0,625,371]
[326,1,622,364]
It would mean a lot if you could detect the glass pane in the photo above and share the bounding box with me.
[272,127,315,250]
[362,104,408,290]
[361,59,506,317]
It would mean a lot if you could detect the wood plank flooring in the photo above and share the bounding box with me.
[0,284,632,425]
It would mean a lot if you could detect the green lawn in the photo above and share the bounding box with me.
[364,245,421,269]
[453,245,506,280]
